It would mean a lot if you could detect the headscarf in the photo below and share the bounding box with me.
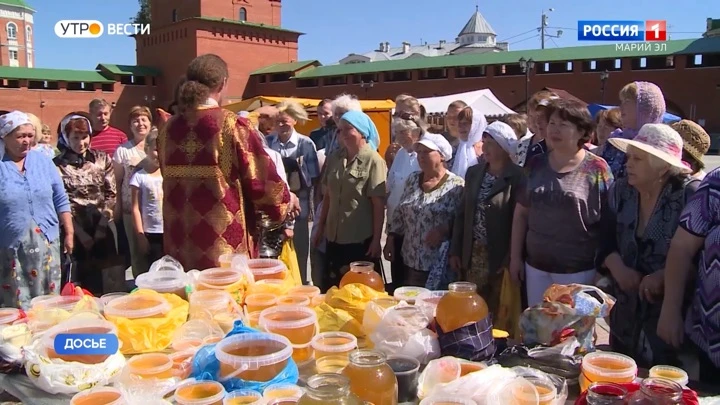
[341,110,379,151]
[484,121,518,156]
[59,114,94,148]
[0,110,33,160]
[416,133,453,161]
[451,110,487,178]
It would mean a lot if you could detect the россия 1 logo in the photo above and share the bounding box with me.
[55,20,150,38]
[54,333,119,357]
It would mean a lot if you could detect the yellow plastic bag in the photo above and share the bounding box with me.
[104,289,189,354]
[324,284,390,323]
[495,268,521,339]
[279,239,302,287]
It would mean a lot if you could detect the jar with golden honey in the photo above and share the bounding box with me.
[298,374,364,405]
[342,350,398,405]
[435,282,488,333]
[339,262,384,292]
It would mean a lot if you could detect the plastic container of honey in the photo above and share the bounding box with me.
[194,268,245,292]
[171,319,225,352]
[246,311,261,328]
[135,270,189,300]
[175,379,226,405]
[42,315,118,364]
[488,377,539,404]
[310,294,325,307]
[103,291,172,320]
[99,292,129,306]
[245,293,278,313]
[189,290,240,333]
[247,259,287,281]
[259,306,318,364]
[311,332,358,361]
[70,387,124,405]
[214,332,293,382]
[315,354,350,374]
[267,399,299,405]
[579,351,637,392]
[276,295,311,307]
[419,396,476,405]
[288,286,321,300]
[339,261,384,292]
[264,383,304,400]
[224,389,263,405]
[32,294,103,313]
[126,353,176,380]
[393,286,429,304]
[170,350,196,379]
[525,376,557,405]
[649,365,689,387]
[415,290,448,318]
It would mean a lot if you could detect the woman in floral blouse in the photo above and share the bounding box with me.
[385,133,464,289]
[54,114,120,295]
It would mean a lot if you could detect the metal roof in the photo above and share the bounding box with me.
[0,0,34,11]
[458,8,496,36]
[96,64,161,77]
[195,17,304,35]
[0,66,114,83]
[250,60,320,75]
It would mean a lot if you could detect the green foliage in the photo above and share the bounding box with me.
[131,0,151,25]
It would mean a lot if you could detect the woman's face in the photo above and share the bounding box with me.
[338,119,365,150]
[445,107,463,138]
[458,117,472,141]
[481,133,508,163]
[546,112,583,152]
[275,112,296,138]
[42,130,52,144]
[533,108,549,138]
[333,107,348,126]
[130,115,151,140]
[4,124,34,159]
[395,128,420,150]
[68,131,90,155]
[415,143,443,171]
[596,118,616,145]
[620,98,637,129]
[625,146,666,187]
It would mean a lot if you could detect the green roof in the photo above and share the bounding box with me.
[251,60,320,75]
[96,63,161,77]
[0,66,114,83]
[194,17,304,35]
[295,37,720,79]
[0,0,34,11]
[710,19,720,31]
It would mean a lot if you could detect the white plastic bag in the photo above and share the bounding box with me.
[369,304,440,365]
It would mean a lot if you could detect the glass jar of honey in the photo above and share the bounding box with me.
[297,374,364,405]
[627,378,684,405]
[435,282,488,333]
[342,350,398,405]
[339,262,385,292]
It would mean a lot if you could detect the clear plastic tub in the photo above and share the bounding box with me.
[99,292,128,306]
[0,308,21,325]
[247,259,286,281]
[310,294,325,308]
[315,354,350,374]
[246,311,261,328]
[245,293,278,313]
[214,332,293,382]
[42,316,117,364]
[32,294,103,313]
[419,396,476,405]
[649,365,689,387]
[170,350,196,379]
[525,376,557,405]
[415,290,448,318]
[194,268,245,291]
[70,386,124,405]
[287,286,321,300]
[311,332,357,361]
[171,319,225,352]
[259,306,318,363]
[394,286,429,304]
[488,378,540,404]
[135,270,189,300]
[103,291,171,319]
[276,295,311,307]
[175,379,226,405]
[126,353,176,379]
[580,351,637,392]
[263,383,304,400]
[266,398,299,405]
[224,389,263,405]
[190,290,239,333]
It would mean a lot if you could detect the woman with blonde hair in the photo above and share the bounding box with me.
[452,107,487,178]
[26,113,55,159]
[267,100,320,284]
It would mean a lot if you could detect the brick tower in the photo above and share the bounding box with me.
[0,0,34,67]
[135,0,302,107]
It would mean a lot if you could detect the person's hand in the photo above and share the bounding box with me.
[383,240,395,262]
[657,305,685,348]
[287,193,301,220]
[509,257,524,283]
[137,233,149,255]
[613,265,643,293]
[366,237,382,258]
[424,226,445,248]
[449,255,462,273]
[638,271,664,303]
[63,233,75,254]
[283,228,294,239]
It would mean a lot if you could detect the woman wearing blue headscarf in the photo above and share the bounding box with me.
[312,111,387,291]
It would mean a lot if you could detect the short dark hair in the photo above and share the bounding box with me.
[546,99,594,147]
[318,98,333,109]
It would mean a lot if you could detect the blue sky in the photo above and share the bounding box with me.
[34,0,711,71]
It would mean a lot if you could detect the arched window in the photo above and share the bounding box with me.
[25,26,31,43]
[172,9,178,22]
[239,7,247,21]
[6,22,17,39]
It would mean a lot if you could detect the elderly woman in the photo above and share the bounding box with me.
[384,133,463,289]
[450,121,524,320]
[0,111,73,309]
[510,99,614,306]
[329,94,366,154]
[452,107,487,178]
[601,81,666,178]
[54,115,119,295]
[598,124,698,367]
[518,91,558,167]
[313,111,387,291]
[658,169,720,382]
[672,119,711,180]
[592,108,622,156]
[26,113,55,159]
[267,100,320,284]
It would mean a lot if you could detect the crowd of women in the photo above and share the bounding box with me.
[0,53,718,384]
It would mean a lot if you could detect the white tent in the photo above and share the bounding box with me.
[418,89,516,117]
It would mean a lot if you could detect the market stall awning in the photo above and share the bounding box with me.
[417,89,516,117]
[225,96,395,113]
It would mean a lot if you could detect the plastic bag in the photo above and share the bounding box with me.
[419,363,515,401]
[369,304,440,365]
[519,284,615,353]
[493,342,582,382]
[362,297,399,336]
[191,320,299,392]
[315,303,365,337]
[278,240,302,287]
[496,268,521,339]
[324,284,390,323]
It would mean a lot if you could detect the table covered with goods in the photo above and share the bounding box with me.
[0,255,719,405]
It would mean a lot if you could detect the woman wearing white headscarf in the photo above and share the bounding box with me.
[451,107,487,178]
[0,111,73,309]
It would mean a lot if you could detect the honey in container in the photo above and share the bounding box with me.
[175,380,226,405]
[435,282,488,332]
[579,351,637,392]
[126,353,176,380]
[297,373,364,405]
[259,306,317,363]
[245,293,278,313]
[214,333,293,382]
[341,350,398,405]
[70,387,124,405]
[339,261,385,292]
[223,389,263,405]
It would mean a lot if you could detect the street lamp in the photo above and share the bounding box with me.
[600,70,610,103]
[519,57,535,112]
[359,80,374,98]
[144,95,156,106]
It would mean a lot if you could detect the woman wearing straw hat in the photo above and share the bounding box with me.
[671,119,711,181]
[598,123,699,368]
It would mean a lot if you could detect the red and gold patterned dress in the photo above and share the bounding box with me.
[158,106,290,270]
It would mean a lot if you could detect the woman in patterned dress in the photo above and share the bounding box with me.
[0,111,73,309]
[449,121,524,319]
[54,114,119,296]
[385,133,464,289]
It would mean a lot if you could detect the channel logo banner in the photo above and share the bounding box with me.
[577,20,667,41]
[54,334,119,356]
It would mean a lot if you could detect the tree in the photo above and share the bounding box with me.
[132,0,151,25]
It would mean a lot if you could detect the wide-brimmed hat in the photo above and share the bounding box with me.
[671,119,710,165]
[608,123,690,173]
